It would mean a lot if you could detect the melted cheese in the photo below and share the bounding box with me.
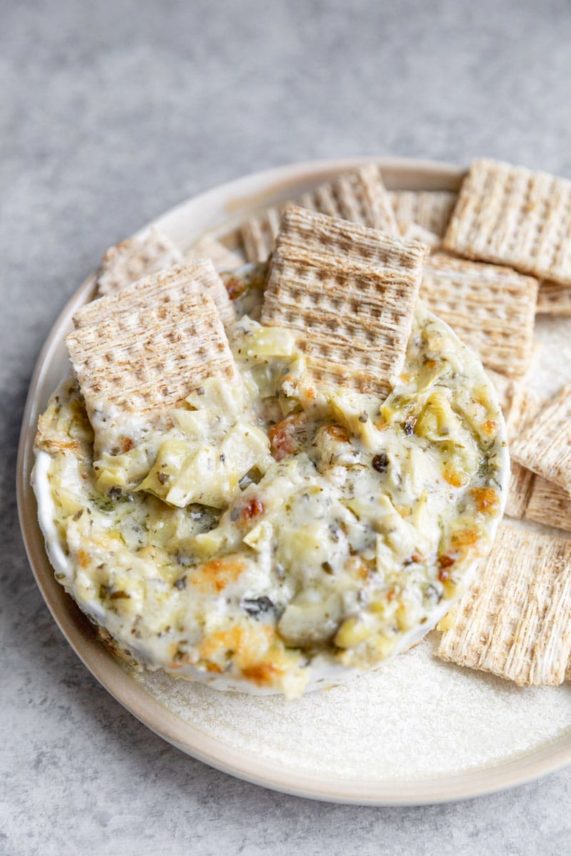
[33,267,508,697]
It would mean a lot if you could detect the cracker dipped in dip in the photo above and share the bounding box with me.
[33,205,508,697]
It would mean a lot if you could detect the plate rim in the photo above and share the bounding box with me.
[17,156,571,806]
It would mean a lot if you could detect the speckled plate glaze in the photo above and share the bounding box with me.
[17,158,571,805]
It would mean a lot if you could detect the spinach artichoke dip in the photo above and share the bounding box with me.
[33,257,507,698]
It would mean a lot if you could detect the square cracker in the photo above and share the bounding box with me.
[67,268,237,434]
[185,235,244,272]
[77,260,234,329]
[536,280,571,316]
[420,253,538,378]
[95,228,183,297]
[437,520,571,686]
[241,206,285,264]
[501,391,571,534]
[239,164,398,263]
[485,370,537,436]
[389,190,457,239]
[485,369,522,418]
[309,164,398,233]
[501,389,538,521]
[511,382,571,493]
[443,159,571,286]
[505,463,536,520]
[399,223,441,249]
[261,204,427,396]
[525,477,571,534]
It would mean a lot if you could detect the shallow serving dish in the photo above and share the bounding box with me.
[17,157,571,804]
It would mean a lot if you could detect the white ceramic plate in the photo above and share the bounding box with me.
[17,158,571,805]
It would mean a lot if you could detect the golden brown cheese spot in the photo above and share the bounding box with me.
[470,487,500,515]
[119,436,134,453]
[451,528,480,550]
[198,624,282,686]
[190,556,247,593]
[238,497,265,525]
[482,419,497,437]
[199,627,244,660]
[241,661,283,686]
[438,555,455,575]
[268,413,308,460]
[77,549,90,568]
[442,466,467,488]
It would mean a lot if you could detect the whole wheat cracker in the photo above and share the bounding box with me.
[505,463,536,520]
[261,204,427,396]
[536,280,571,316]
[507,388,537,435]
[525,477,571,534]
[76,261,234,330]
[241,206,285,264]
[95,228,183,297]
[239,165,398,263]
[437,520,571,686]
[502,390,538,521]
[67,272,237,441]
[511,382,571,493]
[186,235,244,272]
[485,369,522,418]
[389,190,457,238]
[420,253,539,378]
[400,223,441,249]
[501,391,571,533]
[319,164,398,233]
[443,159,571,286]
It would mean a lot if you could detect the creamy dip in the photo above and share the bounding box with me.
[33,265,507,697]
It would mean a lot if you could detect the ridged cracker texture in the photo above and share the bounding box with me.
[389,190,457,238]
[502,390,539,521]
[399,223,441,249]
[186,235,244,272]
[239,164,398,263]
[486,369,521,417]
[67,270,237,425]
[525,477,571,534]
[443,159,571,286]
[505,463,536,520]
[501,391,571,533]
[241,206,285,264]
[261,204,427,395]
[95,228,183,297]
[536,280,571,316]
[420,253,538,378]
[76,260,234,330]
[511,382,571,492]
[438,520,571,686]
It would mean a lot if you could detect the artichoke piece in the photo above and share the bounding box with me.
[278,590,342,646]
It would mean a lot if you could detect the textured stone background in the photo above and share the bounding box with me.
[2,1,571,853]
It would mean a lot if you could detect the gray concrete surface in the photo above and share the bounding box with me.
[2,1,571,853]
